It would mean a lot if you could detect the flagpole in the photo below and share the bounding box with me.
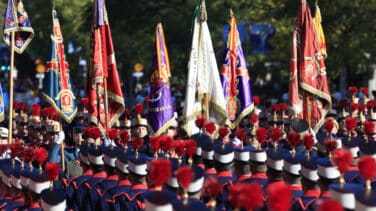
[199,0,209,119]
[7,31,15,145]
[104,78,109,130]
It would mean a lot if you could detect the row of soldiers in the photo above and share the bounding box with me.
[0,89,374,210]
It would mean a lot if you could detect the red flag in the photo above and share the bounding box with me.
[87,0,125,133]
[288,0,331,132]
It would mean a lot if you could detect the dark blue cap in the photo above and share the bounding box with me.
[172,198,209,211]
[144,190,177,209]
[40,188,66,210]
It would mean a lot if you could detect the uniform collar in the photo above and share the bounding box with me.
[217,171,232,177]
[118,179,131,186]
[290,184,302,191]
[107,174,119,181]
[237,174,252,182]
[251,172,267,179]
[93,171,107,178]
[83,169,93,176]
[30,202,41,208]
[303,189,321,197]
[197,163,205,169]
[132,184,148,190]
[204,168,217,175]
[320,191,331,198]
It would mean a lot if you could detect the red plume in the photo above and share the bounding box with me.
[18,102,27,112]
[124,109,131,117]
[159,135,173,152]
[106,128,118,140]
[253,96,260,105]
[348,86,358,95]
[280,102,287,111]
[45,162,59,181]
[358,156,376,180]
[317,199,344,211]
[288,132,301,148]
[203,176,222,198]
[218,126,230,138]
[272,104,280,112]
[250,114,259,124]
[324,138,338,153]
[84,127,91,138]
[172,140,185,157]
[185,139,197,157]
[332,149,353,174]
[0,145,7,154]
[176,166,194,190]
[325,119,334,133]
[256,127,268,144]
[24,147,34,162]
[345,117,357,131]
[195,115,207,129]
[81,97,89,108]
[149,159,172,187]
[31,104,41,116]
[349,103,358,112]
[204,122,216,135]
[269,127,282,143]
[131,138,144,150]
[34,147,48,165]
[303,134,314,151]
[358,104,365,112]
[9,143,20,158]
[89,127,102,140]
[119,130,129,147]
[229,182,264,211]
[49,108,59,121]
[339,99,347,108]
[135,103,144,115]
[363,121,375,134]
[367,100,375,109]
[150,136,161,152]
[361,87,368,95]
[267,182,292,211]
[235,128,247,142]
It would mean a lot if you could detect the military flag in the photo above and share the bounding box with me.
[148,23,175,135]
[3,0,34,54]
[42,10,77,123]
[183,0,228,136]
[0,83,4,122]
[220,9,254,129]
[87,0,125,133]
[288,0,331,132]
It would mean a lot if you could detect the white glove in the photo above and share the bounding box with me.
[56,130,65,144]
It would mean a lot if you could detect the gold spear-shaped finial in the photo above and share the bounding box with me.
[199,0,207,22]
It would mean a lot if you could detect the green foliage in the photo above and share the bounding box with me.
[1,0,375,95]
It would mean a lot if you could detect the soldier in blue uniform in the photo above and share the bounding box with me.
[112,153,149,211]
[211,142,235,210]
[234,146,253,182]
[201,139,216,178]
[242,147,268,187]
[99,149,131,210]
[74,144,108,211]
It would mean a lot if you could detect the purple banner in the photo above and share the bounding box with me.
[148,23,175,135]
[220,14,254,128]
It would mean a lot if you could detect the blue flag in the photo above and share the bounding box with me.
[147,23,175,135]
[42,10,77,123]
[3,0,34,54]
[0,83,4,122]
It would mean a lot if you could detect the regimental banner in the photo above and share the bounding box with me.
[288,0,331,132]
[42,10,77,123]
[87,0,125,133]
[0,83,4,123]
[3,0,34,54]
[183,0,228,136]
[220,10,254,129]
[147,23,175,135]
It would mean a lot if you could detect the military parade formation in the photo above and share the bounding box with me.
[0,0,375,210]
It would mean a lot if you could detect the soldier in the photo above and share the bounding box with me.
[234,146,253,182]
[113,153,149,210]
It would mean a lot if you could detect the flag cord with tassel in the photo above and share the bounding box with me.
[7,31,15,145]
